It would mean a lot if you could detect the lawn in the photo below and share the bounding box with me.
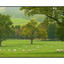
[0,39,64,57]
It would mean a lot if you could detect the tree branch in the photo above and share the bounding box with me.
[46,15,62,25]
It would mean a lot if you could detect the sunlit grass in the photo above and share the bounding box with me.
[0,39,64,57]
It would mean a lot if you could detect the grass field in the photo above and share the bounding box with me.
[11,18,40,26]
[11,18,30,26]
[0,39,64,57]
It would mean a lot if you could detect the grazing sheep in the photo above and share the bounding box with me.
[33,49,35,51]
[28,50,31,52]
[37,46,39,48]
[56,43,57,45]
[14,49,16,52]
[56,49,60,52]
[60,49,63,52]
[23,49,25,52]
[8,49,10,51]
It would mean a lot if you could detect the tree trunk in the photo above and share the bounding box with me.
[31,39,33,44]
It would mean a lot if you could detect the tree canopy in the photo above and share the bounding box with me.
[0,14,13,46]
[22,19,47,44]
[20,7,64,25]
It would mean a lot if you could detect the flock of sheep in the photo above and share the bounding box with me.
[0,44,63,52]
[56,49,63,52]
[0,48,63,52]
[0,48,36,52]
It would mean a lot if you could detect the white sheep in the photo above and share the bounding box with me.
[33,49,35,51]
[56,43,57,45]
[56,49,60,52]
[23,49,25,52]
[14,49,16,52]
[28,50,31,52]
[8,49,10,51]
[60,49,63,52]
[37,46,39,48]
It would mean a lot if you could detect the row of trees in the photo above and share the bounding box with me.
[0,14,60,46]
[9,19,48,44]
[0,13,47,45]
[10,18,59,44]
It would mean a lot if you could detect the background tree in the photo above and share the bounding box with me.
[0,14,13,46]
[56,17,64,41]
[47,22,58,40]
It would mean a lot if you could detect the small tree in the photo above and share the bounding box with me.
[22,19,48,44]
[22,19,39,44]
[0,14,13,46]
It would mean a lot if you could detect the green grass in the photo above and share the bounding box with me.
[11,18,30,26]
[11,18,40,26]
[0,39,64,57]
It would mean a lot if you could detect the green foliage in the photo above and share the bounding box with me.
[22,19,47,44]
[56,25,64,41]
[22,19,38,40]
[0,14,13,46]
[38,17,49,30]
[47,22,58,40]
[20,7,64,25]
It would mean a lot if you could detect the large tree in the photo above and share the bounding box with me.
[20,7,64,26]
[0,14,13,46]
